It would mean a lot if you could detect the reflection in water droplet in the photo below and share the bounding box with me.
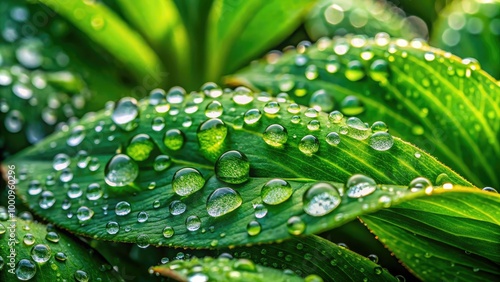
[154,155,171,171]
[111,97,139,131]
[172,168,205,196]
[39,191,55,209]
[215,150,250,184]
[163,129,185,151]
[185,215,202,231]
[244,109,262,125]
[115,201,131,216]
[31,244,51,263]
[263,124,288,147]
[106,221,120,235]
[127,134,155,161]
[247,220,262,236]
[369,132,394,151]
[346,174,377,198]
[408,177,432,192]
[77,206,94,221]
[287,216,306,235]
[169,200,187,216]
[206,187,242,217]
[299,135,320,155]
[104,154,139,187]
[303,183,341,216]
[16,259,36,280]
[340,96,365,115]
[261,178,293,205]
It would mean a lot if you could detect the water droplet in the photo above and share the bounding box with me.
[31,244,51,263]
[371,121,388,132]
[264,101,280,114]
[39,191,55,209]
[345,60,365,81]
[303,182,341,216]
[206,187,242,217]
[423,52,435,61]
[137,211,149,223]
[263,124,288,147]
[232,86,254,105]
[197,118,228,157]
[326,132,341,146]
[287,103,301,114]
[346,117,370,140]
[205,101,223,118]
[13,83,33,100]
[369,59,389,82]
[340,96,365,115]
[172,168,205,196]
[104,154,139,187]
[326,55,340,73]
[215,150,250,184]
[127,134,155,161]
[408,177,432,192]
[185,215,201,231]
[115,201,131,216]
[234,259,256,272]
[299,135,320,155]
[304,108,319,118]
[86,183,103,200]
[346,174,377,198]
[254,203,268,218]
[67,125,85,147]
[151,117,165,131]
[111,97,139,131]
[77,206,94,221]
[28,180,42,195]
[244,109,262,125]
[247,220,262,236]
[291,115,301,124]
[163,226,174,238]
[307,120,321,131]
[45,231,60,243]
[287,216,306,235]
[369,132,394,151]
[53,153,70,171]
[4,110,24,133]
[106,221,119,235]
[68,183,82,199]
[153,155,171,171]
[482,187,498,193]
[309,89,334,112]
[201,82,223,98]
[367,254,379,263]
[169,200,187,215]
[148,88,166,106]
[136,234,150,248]
[16,259,36,280]
[163,129,185,151]
[261,178,293,205]
[74,269,89,282]
[59,168,73,183]
[55,252,67,262]
[305,64,319,80]
[23,233,35,246]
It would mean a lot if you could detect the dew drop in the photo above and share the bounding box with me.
[326,132,341,146]
[77,206,94,221]
[326,55,340,73]
[137,211,149,223]
[86,183,103,200]
[111,97,139,131]
[371,121,388,132]
[45,231,60,243]
[369,132,394,151]
[151,117,165,131]
[104,154,139,187]
[309,89,334,112]
[345,60,365,81]
[287,103,301,114]
[263,124,288,147]
[253,203,268,218]
[16,259,36,280]
[31,244,51,263]
[67,125,85,147]
[247,220,262,236]
[163,226,174,238]
[55,252,67,262]
[232,86,254,105]
[305,64,319,80]
[136,234,150,248]
[206,187,242,217]
[163,129,185,151]
[287,216,306,235]
[303,182,341,216]
[53,153,70,171]
[369,59,389,82]
[39,191,55,209]
[346,117,370,140]
[106,221,119,235]
[197,118,228,155]
[28,180,42,195]
[4,110,24,133]
[115,201,131,216]
[68,183,82,199]
[307,120,321,131]
[482,187,498,193]
[201,82,223,98]
[172,168,205,196]
[23,233,35,246]
[169,200,187,215]
[215,150,250,184]
[244,108,262,125]
[346,174,377,198]
[205,101,224,118]
[298,135,320,155]
[264,101,280,114]
[408,177,432,192]
[185,215,202,231]
[340,96,365,115]
[127,134,155,161]
[261,178,293,205]
[154,155,171,171]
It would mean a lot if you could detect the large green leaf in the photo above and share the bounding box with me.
[37,0,163,84]
[0,217,122,281]
[227,35,500,187]
[361,188,500,281]
[4,90,472,249]
[306,0,424,40]
[150,257,305,282]
[115,0,191,87]
[431,0,500,79]
[205,0,315,82]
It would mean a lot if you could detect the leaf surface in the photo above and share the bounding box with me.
[227,35,500,187]
[361,188,500,281]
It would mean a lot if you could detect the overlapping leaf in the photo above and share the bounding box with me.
[0,217,122,281]
[4,90,472,249]
[228,35,500,187]
[431,0,500,79]
[361,188,500,281]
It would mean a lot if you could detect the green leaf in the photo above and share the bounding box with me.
[5,90,472,249]
[227,35,500,187]
[361,188,500,281]
[115,0,191,87]
[150,257,305,282]
[37,0,163,84]
[0,217,122,281]
[226,235,397,281]
[430,0,500,79]
[305,0,424,40]
[205,0,314,81]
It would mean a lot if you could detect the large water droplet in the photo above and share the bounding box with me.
[369,132,394,151]
[16,259,36,280]
[197,118,228,157]
[106,221,120,235]
[68,183,82,199]
[254,203,268,218]
[169,200,187,215]
[77,206,94,221]
[263,124,288,147]
[326,132,341,146]
[163,129,185,151]
[206,187,242,217]
[244,109,262,125]
[346,117,370,140]
[86,183,103,200]
[115,201,131,216]
[104,154,139,187]
[163,226,175,238]
[172,168,205,196]
[261,178,293,205]
[346,174,377,198]
[31,244,51,263]
[111,97,139,131]
[23,233,35,246]
[127,134,155,161]
[264,101,280,115]
[45,231,60,243]
[299,135,320,155]
[205,101,224,118]
[74,269,89,282]
[303,183,341,216]
[185,215,201,231]
[215,150,250,184]
[39,191,55,209]
[232,86,254,105]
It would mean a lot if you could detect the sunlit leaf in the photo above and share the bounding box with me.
[227,35,500,187]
